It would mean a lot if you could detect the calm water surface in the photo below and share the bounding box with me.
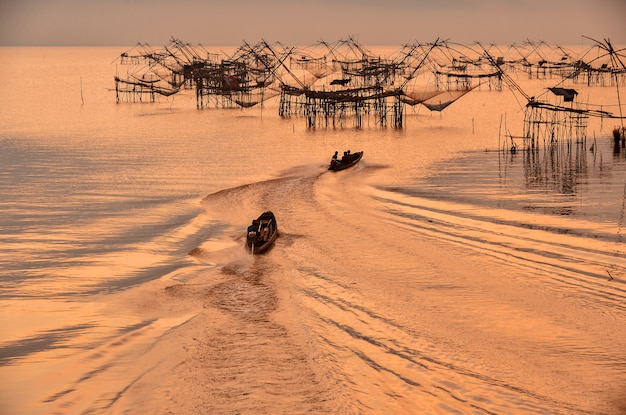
[0,46,625,414]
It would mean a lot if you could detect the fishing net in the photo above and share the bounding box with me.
[402,89,446,105]
[421,88,474,112]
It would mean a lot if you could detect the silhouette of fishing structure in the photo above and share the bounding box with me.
[114,38,215,102]
[112,37,626,134]
[480,38,626,151]
[425,41,504,91]
[274,37,443,127]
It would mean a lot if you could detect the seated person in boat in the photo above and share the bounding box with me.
[259,226,269,242]
[248,220,259,237]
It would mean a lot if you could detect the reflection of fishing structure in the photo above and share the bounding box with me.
[522,139,588,200]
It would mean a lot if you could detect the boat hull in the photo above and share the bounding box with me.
[246,211,278,254]
[328,151,363,171]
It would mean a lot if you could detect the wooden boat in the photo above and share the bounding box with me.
[246,211,278,254]
[328,151,363,171]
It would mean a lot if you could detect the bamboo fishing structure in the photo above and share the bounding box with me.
[111,37,625,138]
[268,37,421,127]
[477,39,624,151]
[114,38,215,102]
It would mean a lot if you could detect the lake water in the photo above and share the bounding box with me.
[1,45,625,414]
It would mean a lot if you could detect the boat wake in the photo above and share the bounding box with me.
[91,158,626,414]
[372,186,626,312]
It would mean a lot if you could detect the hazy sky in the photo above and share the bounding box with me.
[1,0,625,46]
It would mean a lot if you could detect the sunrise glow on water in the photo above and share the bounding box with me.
[1,40,625,414]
